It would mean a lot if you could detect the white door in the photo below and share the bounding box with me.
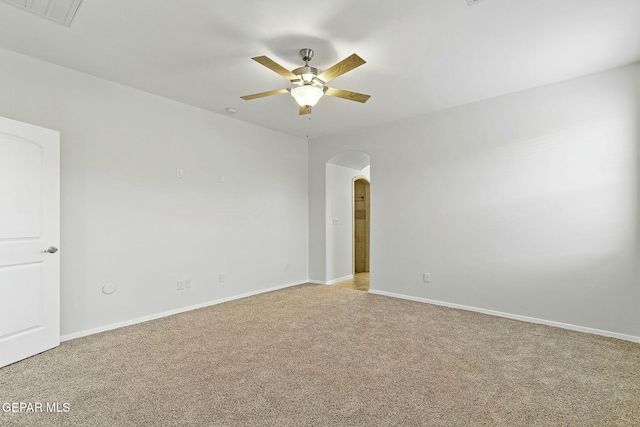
[0,116,60,368]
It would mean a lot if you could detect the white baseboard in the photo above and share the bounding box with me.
[325,275,354,285]
[307,275,353,285]
[61,280,307,342]
[368,289,640,343]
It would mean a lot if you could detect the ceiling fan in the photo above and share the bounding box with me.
[241,48,371,115]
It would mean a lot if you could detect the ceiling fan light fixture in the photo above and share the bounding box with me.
[291,85,324,107]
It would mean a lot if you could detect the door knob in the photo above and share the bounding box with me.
[45,246,58,254]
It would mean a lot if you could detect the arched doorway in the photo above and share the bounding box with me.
[325,150,371,291]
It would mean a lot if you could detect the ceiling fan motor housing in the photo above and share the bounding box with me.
[292,66,322,84]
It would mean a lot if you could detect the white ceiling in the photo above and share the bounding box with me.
[1,0,639,140]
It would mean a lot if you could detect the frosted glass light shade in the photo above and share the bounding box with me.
[291,85,324,107]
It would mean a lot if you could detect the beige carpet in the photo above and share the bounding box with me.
[1,284,639,426]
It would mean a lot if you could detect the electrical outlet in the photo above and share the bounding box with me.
[423,273,431,283]
[184,279,191,289]
[286,263,290,271]
[219,274,225,282]
[177,280,185,290]
[176,168,184,178]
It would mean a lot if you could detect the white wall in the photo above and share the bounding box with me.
[309,63,640,337]
[325,163,370,283]
[0,48,308,337]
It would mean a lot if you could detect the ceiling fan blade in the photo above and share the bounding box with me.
[240,88,289,101]
[299,105,312,115]
[324,87,371,103]
[252,56,298,81]
[316,54,366,83]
